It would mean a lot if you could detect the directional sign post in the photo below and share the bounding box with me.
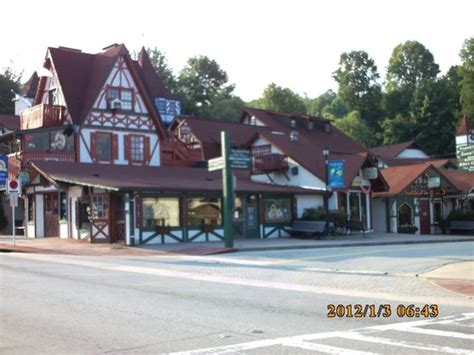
[208,157,225,172]
[229,149,251,169]
[221,131,234,248]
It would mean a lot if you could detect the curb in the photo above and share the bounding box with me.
[235,238,474,252]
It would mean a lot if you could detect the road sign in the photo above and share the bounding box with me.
[0,156,8,186]
[208,157,224,171]
[229,149,251,169]
[7,178,21,194]
[9,194,18,208]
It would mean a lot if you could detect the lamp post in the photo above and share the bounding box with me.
[323,145,330,234]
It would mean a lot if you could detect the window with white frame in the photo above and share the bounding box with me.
[433,201,443,224]
[131,135,145,162]
[107,87,133,111]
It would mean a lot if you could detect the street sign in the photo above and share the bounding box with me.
[229,149,251,169]
[7,178,21,194]
[208,157,224,171]
[0,155,8,186]
[9,194,18,208]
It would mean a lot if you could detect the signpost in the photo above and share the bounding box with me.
[208,157,224,172]
[7,179,20,247]
[229,149,252,169]
[221,132,234,248]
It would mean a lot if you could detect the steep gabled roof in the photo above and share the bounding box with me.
[41,44,167,139]
[439,169,474,194]
[369,140,426,158]
[20,72,39,98]
[375,163,434,197]
[136,47,179,101]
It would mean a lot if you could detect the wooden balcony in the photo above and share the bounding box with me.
[20,104,66,130]
[253,153,288,174]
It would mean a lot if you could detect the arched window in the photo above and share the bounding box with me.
[397,203,413,226]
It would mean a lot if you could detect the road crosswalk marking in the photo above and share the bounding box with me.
[171,313,474,355]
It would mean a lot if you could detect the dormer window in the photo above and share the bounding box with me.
[250,116,256,126]
[107,87,133,111]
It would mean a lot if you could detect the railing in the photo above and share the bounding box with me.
[20,104,65,130]
[161,134,202,166]
[253,153,288,174]
[21,151,75,164]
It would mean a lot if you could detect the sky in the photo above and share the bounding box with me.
[1,0,473,102]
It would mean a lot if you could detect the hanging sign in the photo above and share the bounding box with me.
[229,149,251,169]
[428,176,441,188]
[0,155,8,187]
[327,160,344,189]
[363,167,378,179]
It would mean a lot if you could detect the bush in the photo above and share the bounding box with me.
[397,225,418,234]
[302,207,346,227]
[446,209,474,222]
[0,197,8,231]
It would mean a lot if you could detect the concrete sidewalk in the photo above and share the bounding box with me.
[422,261,474,296]
[0,233,472,256]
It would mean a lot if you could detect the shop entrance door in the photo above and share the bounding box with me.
[44,193,59,237]
[420,200,431,234]
[244,198,260,239]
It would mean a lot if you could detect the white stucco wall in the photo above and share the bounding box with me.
[397,149,429,159]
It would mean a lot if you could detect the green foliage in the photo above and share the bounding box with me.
[251,83,307,115]
[333,51,383,129]
[397,225,418,234]
[446,209,474,222]
[381,113,418,145]
[301,207,346,227]
[146,47,179,94]
[459,37,474,122]
[386,40,439,91]
[205,93,245,121]
[333,111,379,147]
[0,67,20,114]
[305,90,336,116]
[178,55,235,117]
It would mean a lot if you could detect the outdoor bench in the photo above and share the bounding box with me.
[446,220,474,235]
[288,220,331,237]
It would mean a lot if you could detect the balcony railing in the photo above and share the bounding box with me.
[253,153,289,174]
[20,104,66,130]
[21,151,75,164]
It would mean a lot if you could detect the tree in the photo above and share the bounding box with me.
[333,111,379,147]
[459,37,474,121]
[146,47,179,94]
[305,90,336,116]
[0,67,20,114]
[251,83,306,115]
[386,41,439,91]
[206,93,245,121]
[178,55,235,116]
[333,51,382,129]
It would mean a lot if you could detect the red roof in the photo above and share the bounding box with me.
[0,114,20,130]
[30,161,319,194]
[369,140,426,158]
[439,169,474,194]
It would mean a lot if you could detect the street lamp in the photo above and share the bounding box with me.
[323,145,330,234]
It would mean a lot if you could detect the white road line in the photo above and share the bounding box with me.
[338,332,472,354]
[283,340,378,354]
[394,326,474,340]
[170,314,473,355]
[4,253,473,307]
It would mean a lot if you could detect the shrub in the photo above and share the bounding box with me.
[446,209,474,222]
[397,225,418,234]
[302,207,346,227]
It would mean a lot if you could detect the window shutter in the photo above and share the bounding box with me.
[124,135,131,161]
[135,196,142,227]
[90,132,97,162]
[112,134,118,160]
[144,136,150,162]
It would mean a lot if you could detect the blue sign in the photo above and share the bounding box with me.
[327,160,344,189]
[0,155,8,186]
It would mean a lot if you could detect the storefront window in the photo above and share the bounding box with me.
[264,197,291,223]
[234,197,243,220]
[398,203,413,226]
[27,195,34,222]
[59,192,67,220]
[143,197,180,227]
[433,201,443,224]
[91,194,109,219]
[349,193,361,221]
[188,197,221,226]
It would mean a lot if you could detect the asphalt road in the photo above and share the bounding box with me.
[1,242,473,354]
